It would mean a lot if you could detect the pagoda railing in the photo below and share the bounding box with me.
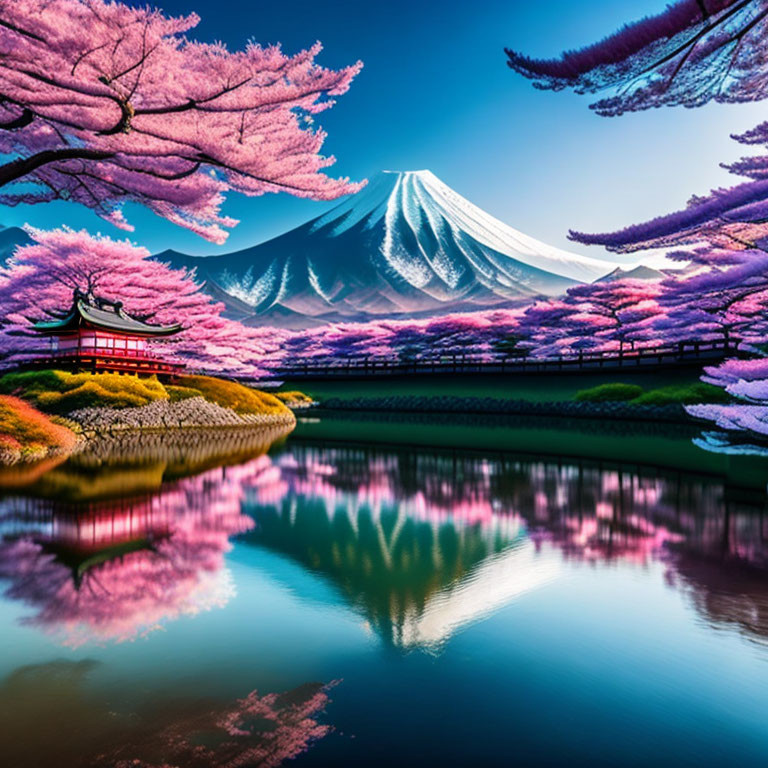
[48,346,160,359]
[28,349,185,376]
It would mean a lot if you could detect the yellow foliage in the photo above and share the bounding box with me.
[0,369,290,420]
[0,370,168,413]
[176,375,290,416]
[274,390,315,407]
[0,395,78,463]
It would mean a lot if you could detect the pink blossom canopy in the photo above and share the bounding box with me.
[506,1,767,116]
[507,2,768,254]
[0,0,363,243]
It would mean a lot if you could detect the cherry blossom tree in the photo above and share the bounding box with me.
[0,0,363,243]
[273,291,671,371]
[273,264,754,369]
[507,0,768,444]
[687,357,768,446]
[506,1,767,116]
[270,309,528,369]
[402,313,506,361]
[571,123,768,254]
[651,247,768,344]
[516,298,598,358]
[513,252,768,358]
[0,227,290,376]
[517,278,665,358]
[507,1,768,254]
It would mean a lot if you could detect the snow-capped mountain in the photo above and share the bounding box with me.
[157,170,617,327]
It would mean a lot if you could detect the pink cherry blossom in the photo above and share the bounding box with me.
[0,0,363,243]
[0,227,291,377]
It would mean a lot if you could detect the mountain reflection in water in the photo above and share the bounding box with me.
[243,443,768,650]
[0,437,767,653]
[3,431,768,768]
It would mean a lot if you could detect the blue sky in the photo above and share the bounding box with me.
[7,0,768,262]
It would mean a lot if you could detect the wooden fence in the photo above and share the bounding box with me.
[262,339,744,381]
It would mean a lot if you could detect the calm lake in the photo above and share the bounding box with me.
[2,414,768,767]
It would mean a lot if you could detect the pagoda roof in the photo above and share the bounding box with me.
[33,292,182,337]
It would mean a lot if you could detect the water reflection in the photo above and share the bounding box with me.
[1,436,767,653]
[695,429,768,458]
[3,432,768,768]
[243,443,768,649]
[0,660,335,768]
[0,427,291,646]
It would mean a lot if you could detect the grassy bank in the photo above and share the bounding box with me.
[0,370,305,465]
[281,370,729,421]
[286,369,706,405]
[0,370,294,417]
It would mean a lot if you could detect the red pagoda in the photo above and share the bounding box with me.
[32,289,185,378]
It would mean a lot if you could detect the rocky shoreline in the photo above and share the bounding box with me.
[70,396,297,434]
[314,396,692,423]
[0,438,78,467]
[0,397,297,467]
[74,422,295,468]
[1,393,701,469]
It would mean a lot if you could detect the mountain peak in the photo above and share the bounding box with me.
[307,168,614,283]
[382,169,434,177]
[596,264,667,283]
[157,170,619,328]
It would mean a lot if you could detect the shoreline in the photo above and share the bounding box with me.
[310,396,694,423]
[0,396,707,470]
[0,396,297,469]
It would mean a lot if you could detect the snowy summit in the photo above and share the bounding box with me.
[158,170,616,327]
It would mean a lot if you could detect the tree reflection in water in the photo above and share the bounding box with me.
[0,428,338,768]
[0,427,291,646]
[243,443,768,649]
[1,437,767,652]
[2,434,768,767]
[0,660,335,768]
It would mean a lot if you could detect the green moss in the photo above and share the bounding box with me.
[0,369,63,396]
[574,380,731,406]
[631,382,730,405]
[165,384,204,403]
[575,383,645,402]
[275,390,315,407]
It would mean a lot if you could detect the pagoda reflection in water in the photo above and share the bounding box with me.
[0,427,290,646]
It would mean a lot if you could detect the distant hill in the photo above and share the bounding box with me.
[595,265,668,283]
[0,225,32,266]
[157,170,617,327]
